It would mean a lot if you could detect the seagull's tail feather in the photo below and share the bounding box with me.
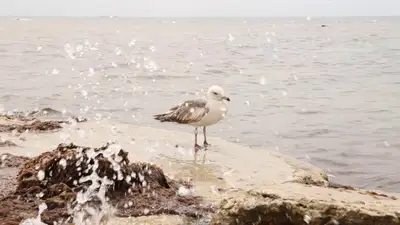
[153,113,171,122]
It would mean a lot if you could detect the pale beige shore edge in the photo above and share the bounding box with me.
[1,119,399,224]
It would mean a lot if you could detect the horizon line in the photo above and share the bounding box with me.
[0,15,400,20]
[1,15,399,18]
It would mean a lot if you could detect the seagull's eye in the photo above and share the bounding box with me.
[212,91,218,95]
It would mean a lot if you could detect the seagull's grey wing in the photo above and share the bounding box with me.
[154,99,209,124]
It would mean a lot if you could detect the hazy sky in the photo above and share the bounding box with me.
[1,0,399,17]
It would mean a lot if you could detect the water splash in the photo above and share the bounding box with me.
[20,203,48,225]
[64,43,76,59]
[59,145,121,225]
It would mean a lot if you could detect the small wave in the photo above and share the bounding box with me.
[307,129,331,137]
[279,129,331,139]
[296,109,324,115]
[204,69,225,74]
[236,44,258,49]
[313,156,350,168]
[133,74,190,80]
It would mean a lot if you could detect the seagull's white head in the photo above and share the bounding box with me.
[207,85,230,102]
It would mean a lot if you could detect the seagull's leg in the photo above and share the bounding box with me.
[194,127,201,153]
[203,126,211,147]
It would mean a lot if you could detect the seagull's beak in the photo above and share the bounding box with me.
[223,96,231,102]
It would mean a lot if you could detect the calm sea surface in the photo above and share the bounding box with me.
[1,17,399,192]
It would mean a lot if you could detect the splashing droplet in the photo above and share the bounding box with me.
[384,141,390,147]
[115,47,122,55]
[37,170,45,181]
[51,68,60,75]
[260,76,266,85]
[228,34,235,41]
[128,39,136,47]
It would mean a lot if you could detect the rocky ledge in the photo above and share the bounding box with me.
[0,143,210,225]
[0,108,86,134]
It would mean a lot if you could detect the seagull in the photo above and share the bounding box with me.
[153,85,230,153]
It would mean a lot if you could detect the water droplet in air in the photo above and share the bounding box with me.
[36,192,44,198]
[128,39,136,47]
[115,47,122,55]
[304,215,312,224]
[228,34,235,41]
[81,90,88,97]
[37,46,43,52]
[51,68,60,75]
[384,141,390,147]
[88,68,95,76]
[37,170,45,181]
[64,43,76,59]
[95,113,102,121]
[75,45,83,52]
[59,159,67,169]
[245,101,250,106]
[260,76,266,85]
[177,186,192,196]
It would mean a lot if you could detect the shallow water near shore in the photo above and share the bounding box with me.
[1,17,400,192]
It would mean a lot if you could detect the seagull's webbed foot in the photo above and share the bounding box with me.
[194,144,202,153]
[203,141,211,148]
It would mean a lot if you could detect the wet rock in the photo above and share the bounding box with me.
[0,143,209,224]
[27,108,87,123]
[210,192,400,225]
[0,108,87,134]
[0,154,30,199]
[27,107,63,117]
[0,153,29,168]
[292,175,398,200]
[0,140,17,147]
[0,119,63,133]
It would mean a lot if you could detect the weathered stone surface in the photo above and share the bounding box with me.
[210,189,400,225]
